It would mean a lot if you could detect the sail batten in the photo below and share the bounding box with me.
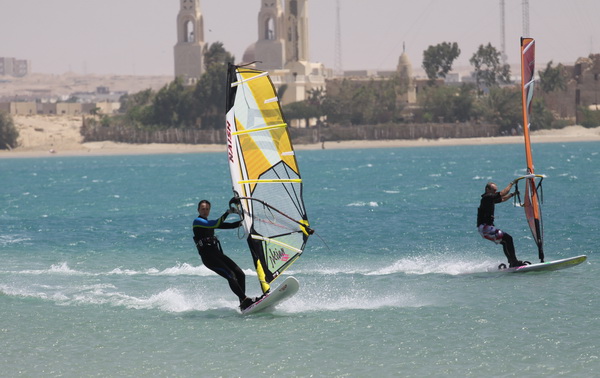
[232,123,287,135]
[238,179,302,184]
[226,64,312,293]
[230,71,269,87]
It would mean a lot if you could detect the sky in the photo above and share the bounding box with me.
[1,0,598,76]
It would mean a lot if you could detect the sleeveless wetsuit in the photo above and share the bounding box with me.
[477,192,519,266]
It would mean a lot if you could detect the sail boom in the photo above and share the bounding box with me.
[514,174,545,182]
[250,234,303,254]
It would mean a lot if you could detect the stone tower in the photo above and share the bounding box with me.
[244,0,325,106]
[285,0,309,64]
[254,1,286,71]
[396,44,417,104]
[174,0,205,84]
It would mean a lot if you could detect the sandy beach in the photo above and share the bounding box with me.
[1,115,600,158]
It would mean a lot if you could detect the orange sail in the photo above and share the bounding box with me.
[519,37,544,262]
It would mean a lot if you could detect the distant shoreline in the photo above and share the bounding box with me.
[1,115,600,159]
[3,135,600,159]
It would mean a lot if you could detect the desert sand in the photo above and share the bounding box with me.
[1,114,600,159]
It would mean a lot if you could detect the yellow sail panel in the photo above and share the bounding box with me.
[233,115,247,133]
[271,127,299,174]
[243,77,283,127]
[237,132,272,192]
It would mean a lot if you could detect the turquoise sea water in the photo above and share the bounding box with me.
[1,142,599,377]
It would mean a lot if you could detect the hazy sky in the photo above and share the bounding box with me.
[1,0,598,76]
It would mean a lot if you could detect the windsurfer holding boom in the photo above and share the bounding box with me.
[192,199,257,310]
[477,181,526,268]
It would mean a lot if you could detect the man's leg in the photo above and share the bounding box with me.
[501,233,521,267]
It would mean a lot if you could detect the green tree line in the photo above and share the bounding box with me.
[90,41,591,139]
[103,42,234,131]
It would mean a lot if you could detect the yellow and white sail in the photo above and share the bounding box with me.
[225,64,312,293]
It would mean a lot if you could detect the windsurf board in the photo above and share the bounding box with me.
[488,255,587,274]
[241,276,299,315]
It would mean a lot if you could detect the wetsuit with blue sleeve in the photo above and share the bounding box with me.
[193,211,246,302]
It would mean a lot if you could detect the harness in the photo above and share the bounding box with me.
[195,236,219,248]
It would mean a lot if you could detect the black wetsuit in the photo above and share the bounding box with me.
[478,192,520,267]
[192,211,245,302]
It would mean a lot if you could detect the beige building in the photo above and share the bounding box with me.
[0,57,30,77]
[55,103,83,116]
[171,0,417,111]
[173,0,206,85]
[251,0,286,71]
[0,101,120,116]
[37,103,57,115]
[242,0,327,106]
[539,54,600,120]
[0,102,36,115]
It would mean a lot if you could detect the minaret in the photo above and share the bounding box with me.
[396,43,417,104]
[174,0,205,84]
[255,0,286,70]
[285,0,309,64]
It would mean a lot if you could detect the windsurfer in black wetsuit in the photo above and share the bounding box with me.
[477,181,525,268]
[193,199,256,310]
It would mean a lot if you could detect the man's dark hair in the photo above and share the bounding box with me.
[198,200,211,208]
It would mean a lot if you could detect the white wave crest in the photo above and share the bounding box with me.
[18,262,88,276]
[346,201,378,207]
[0,234,31,246]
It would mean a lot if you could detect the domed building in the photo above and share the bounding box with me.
[242,42,256,65]
[241,0,327,107]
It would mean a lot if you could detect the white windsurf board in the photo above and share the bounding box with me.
[487,255,587,274]
[241,276,299,315]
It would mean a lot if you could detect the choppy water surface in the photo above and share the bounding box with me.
[1,142,598,376]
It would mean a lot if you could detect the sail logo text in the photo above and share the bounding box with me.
[226,120,234,163]
[268,247,289,267]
